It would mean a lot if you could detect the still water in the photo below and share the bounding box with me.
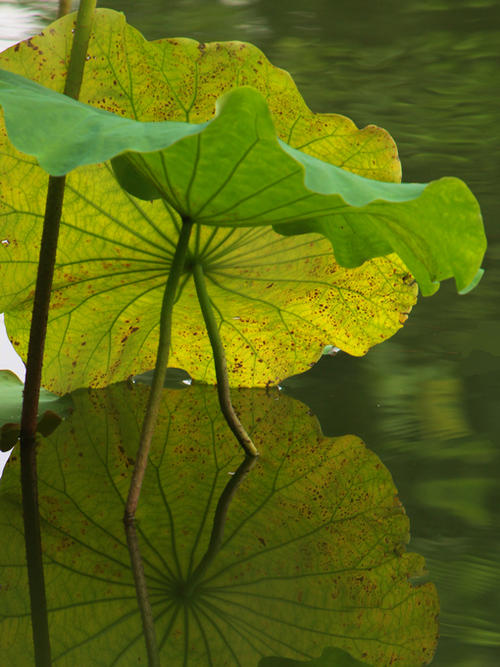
[1,1,499,665]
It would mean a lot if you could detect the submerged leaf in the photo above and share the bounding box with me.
[0,382,438,665]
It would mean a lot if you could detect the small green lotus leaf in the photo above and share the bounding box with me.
[0,382,439,665]
[0,370,72,451]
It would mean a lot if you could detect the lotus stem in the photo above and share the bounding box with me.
[191,455,257,584]
[192,263,258,457]
[19,3,97,666]
[58,1,72,18]
[124,520,160,667]
[124,218,193,523]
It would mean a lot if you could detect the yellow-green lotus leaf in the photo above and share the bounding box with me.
[0,10,422,392]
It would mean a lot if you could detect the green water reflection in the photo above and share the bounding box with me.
[3,0,500,664]
[0,382,438,665]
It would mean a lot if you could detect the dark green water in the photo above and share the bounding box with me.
[2,1,500,665]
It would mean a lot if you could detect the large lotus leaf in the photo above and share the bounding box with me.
[0,163,417,392]
[0,77,419,393]
[0,63,485,297]
[0,9,484,392]
[0,9,401,180]
[0,381,438,665]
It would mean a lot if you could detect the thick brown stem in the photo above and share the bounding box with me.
[124,521,160,667]
[18,3,97,665]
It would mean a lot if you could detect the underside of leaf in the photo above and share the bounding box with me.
[0,8,485,392]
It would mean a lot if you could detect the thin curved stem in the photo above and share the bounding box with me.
[191,455,257,585]
[19,3,97,666]
[124,218,193,522]
[192,263,258,457]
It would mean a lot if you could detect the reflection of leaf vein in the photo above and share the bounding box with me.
[202,592,399,646]
[209,588,404,614]
[87,408,180,582]
[49,595,139,615]
[200,594,311,658]
[108,627,148,666]
[157,601,182,650]
[191,604,215,667]
[39,486,143,581]
[186,469,222,579]
[52,605,141,663]
[156,465,184,579]
[44,553,134,588]
[207,467,382,586]
[199,595,271,657]
[204,562,390,591]
[194,599,244,666]
[184,606,190,667]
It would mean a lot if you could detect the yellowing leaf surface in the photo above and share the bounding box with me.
[0,10,418,392]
